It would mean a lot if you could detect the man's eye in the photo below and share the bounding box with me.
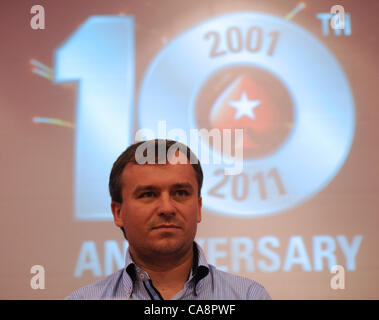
[140,191,155,198]
[175,190,189,197]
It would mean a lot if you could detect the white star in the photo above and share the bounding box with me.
[229,92,261,120]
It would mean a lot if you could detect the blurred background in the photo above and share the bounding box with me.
[0,0,378,299]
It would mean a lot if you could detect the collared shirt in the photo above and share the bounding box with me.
[66,242,271,300]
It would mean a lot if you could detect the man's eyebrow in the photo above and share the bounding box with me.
[172,183,194,191]
[132,183,194,194]
[132,185,157,195]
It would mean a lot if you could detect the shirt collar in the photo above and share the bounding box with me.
[189,242,209,283]
[123,241,209,298]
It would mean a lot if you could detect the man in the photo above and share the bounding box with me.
[66,139,270,300]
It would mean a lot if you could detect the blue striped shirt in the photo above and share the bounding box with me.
[66,242,271,300]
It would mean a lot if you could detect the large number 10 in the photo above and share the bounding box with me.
[54,16,135,220]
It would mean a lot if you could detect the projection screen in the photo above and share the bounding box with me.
[0,0,378,299]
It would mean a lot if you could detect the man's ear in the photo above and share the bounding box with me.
[111,201,123,228]
[197,197,202,223]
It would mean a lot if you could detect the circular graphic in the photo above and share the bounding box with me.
[195,65,294,159]
[138,12,355,217]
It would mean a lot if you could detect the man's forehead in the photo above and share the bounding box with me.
[120,162,198,195]
[122,161,196,181]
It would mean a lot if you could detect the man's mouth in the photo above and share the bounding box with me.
[152,224,181,230]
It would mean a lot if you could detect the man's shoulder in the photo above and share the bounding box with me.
[65,269,126,300]
[208,265,271,300]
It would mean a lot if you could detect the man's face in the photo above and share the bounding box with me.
[111,157,202,259]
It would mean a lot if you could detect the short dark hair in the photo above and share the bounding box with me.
[109,139,203,203]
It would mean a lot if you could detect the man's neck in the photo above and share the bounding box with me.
[130,244,195,299]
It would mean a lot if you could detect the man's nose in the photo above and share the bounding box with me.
[157,193,176,216]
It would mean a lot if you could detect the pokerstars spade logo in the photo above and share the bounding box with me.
[138,12,355,217]
[195,65,294,159]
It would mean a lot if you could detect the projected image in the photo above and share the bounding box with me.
[0,0,377,300]
[138,11,355,217]
[55,11,355,219]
